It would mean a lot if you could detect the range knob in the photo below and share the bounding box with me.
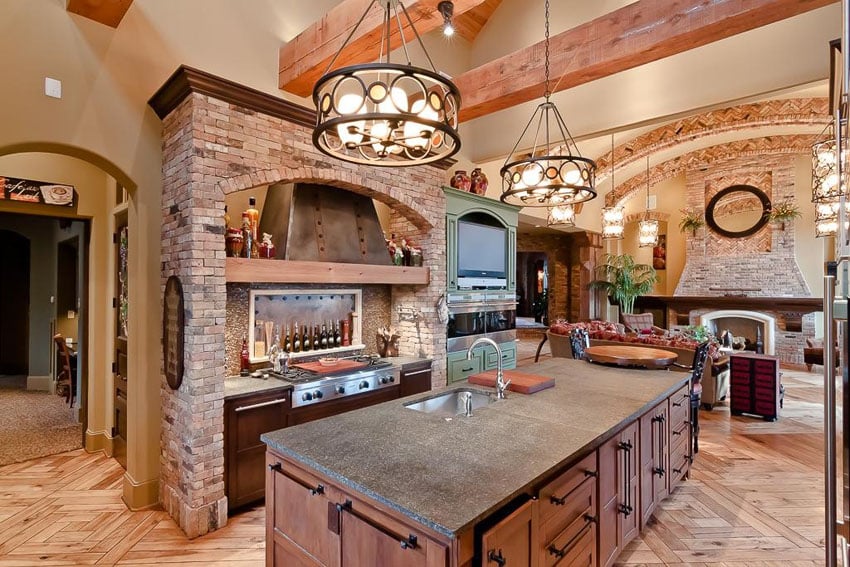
[359,380,370,390]
[301,392,313,401]
[313,390,323,399]
[389,375,395,383]
[380,377,389,385]
[335,385,345,394]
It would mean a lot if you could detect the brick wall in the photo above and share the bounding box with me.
[159,92,446,537]
[675,155,810,297]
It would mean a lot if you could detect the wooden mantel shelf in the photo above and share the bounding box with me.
[225,258,430,285]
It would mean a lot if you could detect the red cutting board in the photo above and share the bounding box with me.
[468,370,555,394]
[293,359,367,374]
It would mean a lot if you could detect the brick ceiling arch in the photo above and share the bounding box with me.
[594,98,829,176]
[606,134,820,206]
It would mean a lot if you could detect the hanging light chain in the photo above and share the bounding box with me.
[544,0,551,100]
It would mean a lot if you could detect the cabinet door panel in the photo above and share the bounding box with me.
[273,533,327,567]
[270,461,339,567]
[620,423,640,549]
[481,499,538,567]
[339,503,431,567]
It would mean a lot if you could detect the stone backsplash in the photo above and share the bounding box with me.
[226,283,391,376]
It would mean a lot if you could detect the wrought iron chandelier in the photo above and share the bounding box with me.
[601,135,624,239]
[547,204,576,227]
[499,0,596,207]
[312,0,461,167]
[638,157,659,247]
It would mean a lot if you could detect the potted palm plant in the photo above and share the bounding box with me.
[768,199,801,230]
[678,208,705,236]
[588,253,657,315]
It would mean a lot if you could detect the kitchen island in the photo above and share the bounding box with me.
[262,358,691,566]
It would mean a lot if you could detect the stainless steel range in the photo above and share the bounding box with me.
[264,355,400,408]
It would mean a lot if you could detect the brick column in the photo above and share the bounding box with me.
[160,96,228,538]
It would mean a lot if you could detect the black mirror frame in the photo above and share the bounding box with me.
[705,184,772,239]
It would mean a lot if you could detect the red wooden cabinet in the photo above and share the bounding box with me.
[729,353,781,421]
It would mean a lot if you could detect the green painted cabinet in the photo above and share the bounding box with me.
[446,340,517,384]
[444,186,519,293]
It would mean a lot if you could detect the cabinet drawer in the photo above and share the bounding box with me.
[669,439,690,490]
[539,452,597,528]
[669,385,689,426]
[669,418,690,454]
[541,476,595,550]
[485,343,517,370]
[448,356,481,384]
[542,507,596,567]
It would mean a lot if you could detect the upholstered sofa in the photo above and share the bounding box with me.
[803,337,840,371]
[547,321,730,409]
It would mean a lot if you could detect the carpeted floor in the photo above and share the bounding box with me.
[0,388,82,465]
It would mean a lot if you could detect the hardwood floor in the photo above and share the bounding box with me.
[0,362,827,565]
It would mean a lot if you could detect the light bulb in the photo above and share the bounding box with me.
[443,23,454,36]
[522,165,544,188]
[403,99,437,152]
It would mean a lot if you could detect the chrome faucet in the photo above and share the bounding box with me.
[466,337,510,399]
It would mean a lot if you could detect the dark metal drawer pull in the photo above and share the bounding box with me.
[461,366,474,373]
[547,514,596,558]
[337,500,418,550]
[583,469,598,478]
[268,463,324,496]
[487,549,507,566]
[672,400,683,407]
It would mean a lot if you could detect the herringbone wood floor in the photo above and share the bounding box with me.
[0,361,827,565]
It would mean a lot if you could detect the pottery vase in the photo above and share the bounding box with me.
[470,168,488,195]
[450,170,472,192]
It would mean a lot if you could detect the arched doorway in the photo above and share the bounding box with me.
[0,229,30,377]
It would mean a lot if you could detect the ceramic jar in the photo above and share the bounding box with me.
[450,170,472,192]
[470,168,489,195]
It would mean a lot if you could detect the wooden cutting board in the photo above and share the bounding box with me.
[468,370,555,394]
[293,359,367,374]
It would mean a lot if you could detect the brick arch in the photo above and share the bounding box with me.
[605,134,819,206]
[595,98,829,175]
[219,167,434,231]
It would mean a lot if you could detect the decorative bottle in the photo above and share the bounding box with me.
[333,321,341,348]
[240,213,253,259]
[470,168,489,195]
[302,325,311,352]
[292,322,301,353]
[240,335,250,376]
[312,324,321,350]
[450,170,471,192]
[320,323,329,350]
[283,324,291,353]
[246,197,259,241]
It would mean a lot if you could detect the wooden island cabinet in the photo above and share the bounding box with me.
[263,360,691,567]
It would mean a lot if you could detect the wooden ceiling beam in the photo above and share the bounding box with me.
[278,0,491,98]
[66,0,134,28]
[454,0,837,122]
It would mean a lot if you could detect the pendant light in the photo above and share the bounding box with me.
[638,157,659,247]
[547,204,576,227]
[812,122,846,202]
[312,0,461,167]
[499,0,596,208]
[601,135,624,239]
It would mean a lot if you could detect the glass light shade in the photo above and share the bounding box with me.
[336,93,365,147]
[601,206,624,239]
[638,219,659,247]
[548,204,575,226]
[812,137,846,202]
[815,199,850,237]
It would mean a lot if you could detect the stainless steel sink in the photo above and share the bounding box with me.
[404,389,495,417]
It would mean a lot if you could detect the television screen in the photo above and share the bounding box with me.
[457,220,506,278]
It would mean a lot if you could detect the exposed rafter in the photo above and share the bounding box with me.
[453,0,837,122]
[67,0,133,28]
[452,0,502,43]
[278,0,492,97]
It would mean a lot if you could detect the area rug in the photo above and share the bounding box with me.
[0,389,82,466]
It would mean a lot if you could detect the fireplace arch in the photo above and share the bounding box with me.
[699,310,776,354]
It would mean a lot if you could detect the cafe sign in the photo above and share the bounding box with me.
[0,175,76,207]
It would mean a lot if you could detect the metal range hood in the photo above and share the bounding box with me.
[258,182,391,265]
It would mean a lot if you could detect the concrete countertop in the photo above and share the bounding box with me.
[261,358,688,538]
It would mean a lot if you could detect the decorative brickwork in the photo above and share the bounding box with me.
[595,98,829,176]
[605,135,820,206]
[159,92,446,537]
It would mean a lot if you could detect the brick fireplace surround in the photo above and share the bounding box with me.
[150,67,449,537]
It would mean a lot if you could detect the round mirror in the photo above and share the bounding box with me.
[705,185,771,238]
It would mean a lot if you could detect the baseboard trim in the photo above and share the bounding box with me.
[27,375,51,391]
[85,430,114,457]
[122,472,159,511]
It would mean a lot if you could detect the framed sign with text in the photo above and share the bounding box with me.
[163,275,185,390]
[0,176,77,207]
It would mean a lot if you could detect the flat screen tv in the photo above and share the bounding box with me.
[457,219,507,288]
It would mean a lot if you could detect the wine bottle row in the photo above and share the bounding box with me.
[279,320,348,354]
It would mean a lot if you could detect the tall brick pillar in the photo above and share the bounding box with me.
[159,95,228,538]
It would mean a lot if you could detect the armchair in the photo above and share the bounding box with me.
[621,312,667,336]
[803,337,839,371]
